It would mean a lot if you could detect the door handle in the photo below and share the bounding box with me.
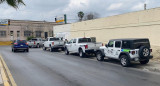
[118,50,120,51]
[111,49,113,50]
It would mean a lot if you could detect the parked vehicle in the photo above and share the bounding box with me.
[65,37,103,57]
[96,38,153,67]
[27,38,44,48]
[11,40,29,52]
[43,37,65,52]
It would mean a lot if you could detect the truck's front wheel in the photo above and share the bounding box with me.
[65,48,69,55]
[79,49,85,58]
[96,51,104,61]
[43,46,46,51]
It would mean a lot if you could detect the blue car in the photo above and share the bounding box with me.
[12,40,29,52]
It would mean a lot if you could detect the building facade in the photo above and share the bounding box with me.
[0,20,61,41]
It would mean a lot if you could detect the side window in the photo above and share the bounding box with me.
[115,41,121,48]
[108,41,114,47]
[68,39,73,44]
[122,41,130,49]
[73,39,77,43]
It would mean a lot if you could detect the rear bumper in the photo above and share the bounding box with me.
[85,49,95,53]
[130,55,153,61]
[14,48,28,50]
[51,45,64,49]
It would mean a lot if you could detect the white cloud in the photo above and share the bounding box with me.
[131,2,144,11]
[63,0,89,12]
[107,3,123,11]
[0,0,160,23]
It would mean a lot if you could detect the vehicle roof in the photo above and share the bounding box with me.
[109,38,149,41]
[73,37,91,39]
[47,37,61,38]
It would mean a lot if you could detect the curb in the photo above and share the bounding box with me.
[0,42,12,46]
[0,55,17,86]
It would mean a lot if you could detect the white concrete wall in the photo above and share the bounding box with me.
[53,24,71,40]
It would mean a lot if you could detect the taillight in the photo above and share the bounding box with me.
[102,43,104,46]
[34,41,36,44]
[14,43,17,45]
[131,51,135,55]
[85,45,88,49]
[26,43,28,45]
[150,49,152,52]
[52,42,54,45]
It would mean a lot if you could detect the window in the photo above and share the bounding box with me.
[68,39,73,44]
[31,39,38,41]
[108,41,114,47]
[17,40,27,43]
[24,31,31,37]
[73,39,76,43]
[50,38,59,41]
[35,31,41,37]
[122,41,130,49]
[0,31,6,37]
[115,41,121,48]
[78,38,91,43]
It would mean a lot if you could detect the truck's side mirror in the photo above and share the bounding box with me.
[105,44,108,47]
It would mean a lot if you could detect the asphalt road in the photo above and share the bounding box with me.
[0,46,160,86]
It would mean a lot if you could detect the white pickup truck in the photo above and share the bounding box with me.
[43,37,65,52]
[65,37,103,57]
[27,38,44,48]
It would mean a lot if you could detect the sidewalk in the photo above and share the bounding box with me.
[0,55,17,86]
[136,60,160,73]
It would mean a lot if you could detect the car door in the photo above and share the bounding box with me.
[67,39,73,52]
[72,39,78,52]
[106,41,115,58]
[44,38,49,47]
[113,41,122,59]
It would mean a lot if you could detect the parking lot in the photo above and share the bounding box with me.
[0,46,160,86]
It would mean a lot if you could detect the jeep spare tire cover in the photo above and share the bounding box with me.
[139,46,150,58]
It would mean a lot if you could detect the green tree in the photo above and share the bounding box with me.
[78,11,84,21]
[0,0,25,8]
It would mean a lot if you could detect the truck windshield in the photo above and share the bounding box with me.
[78,38,91,43]
[50,38,59,41]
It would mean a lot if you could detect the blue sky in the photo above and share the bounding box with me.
[0,0,160,23]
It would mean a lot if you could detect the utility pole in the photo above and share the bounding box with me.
[144,3,147,10]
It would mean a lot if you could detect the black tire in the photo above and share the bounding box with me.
[120,55,130,67]
[26,49,29,52]
[79,49,85,58]
[50,47,53,52]
[61,47,65,51]
[13,48,16,52]
[140,59,149,64]
[139,46,150,58]
[96,51,104,61]
[37,44,40,48]
[65,48,69,55]
[43,46,46,51]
